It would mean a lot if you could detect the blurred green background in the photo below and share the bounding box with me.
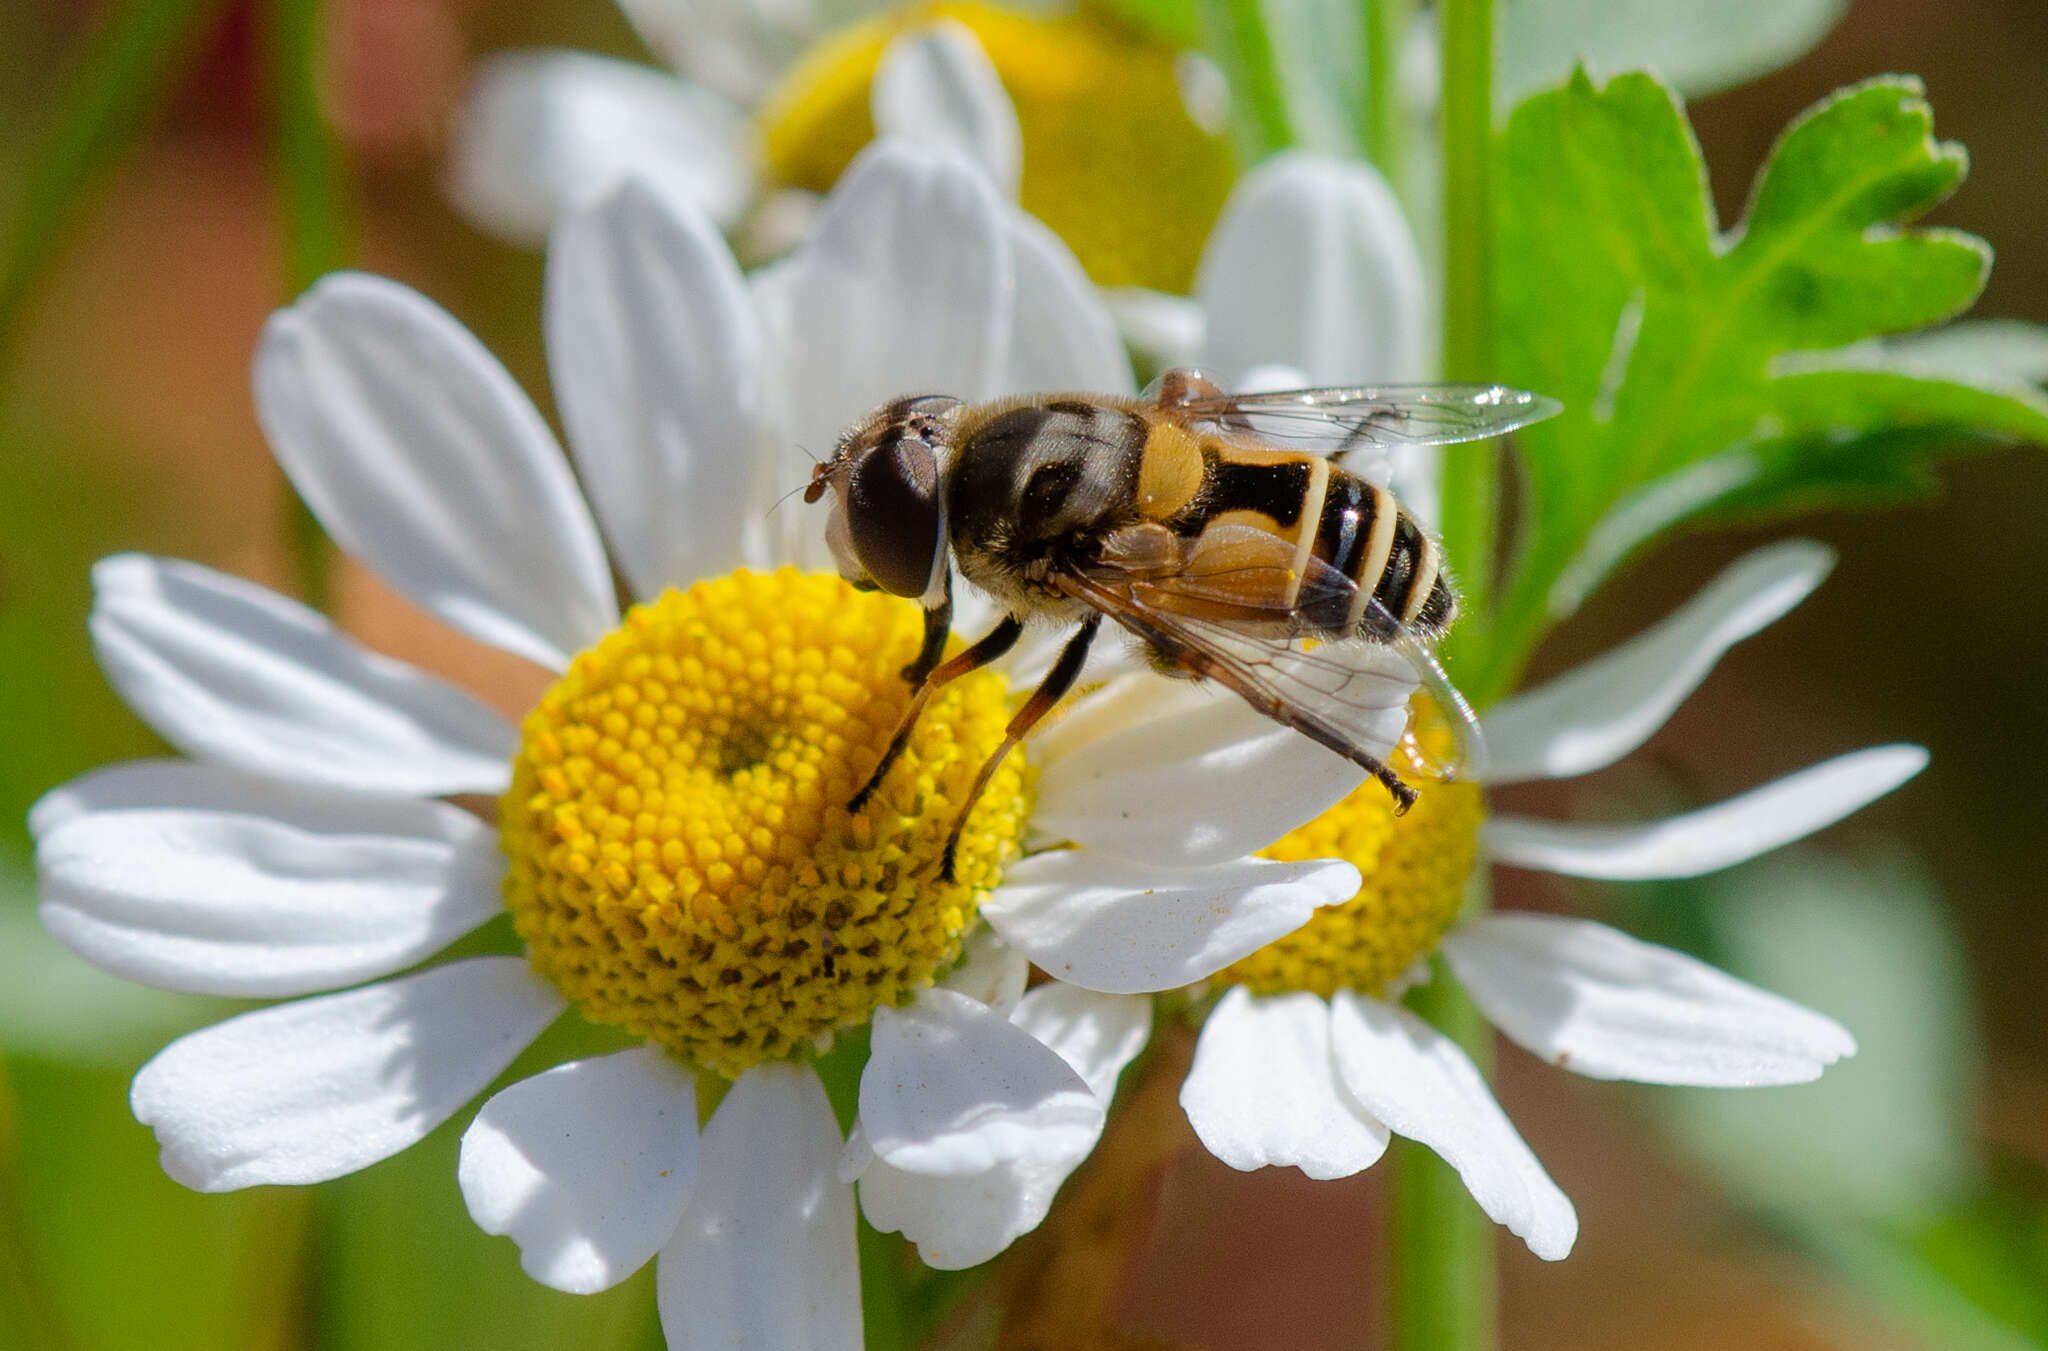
[1,0,2045,1347]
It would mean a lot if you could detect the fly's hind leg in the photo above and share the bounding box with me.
[1152,632,1419,815]
[936,615,1101,883]
[848,614,1024,814]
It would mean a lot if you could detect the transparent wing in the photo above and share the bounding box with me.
[1170,383,1562,455]
[1082,523,1484,780]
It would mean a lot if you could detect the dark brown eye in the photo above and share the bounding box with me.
[847,438,942,597]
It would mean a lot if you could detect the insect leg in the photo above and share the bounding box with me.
[1149,628,1418,814]
[849,614,1025,814]
[901,571,953,686]
[937,615,1101,882]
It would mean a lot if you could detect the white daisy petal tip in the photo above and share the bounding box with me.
[448,48,751,243]
[131,957,563,1192]
[545,168,763,599]
[86,553,517,796]
[34,764,504,997]
[860,989,1101,1177]
[1179,988,1390,1180]
[254,271,617,671]
[780,137,1011,474]
[872,19,1022,198]
[1444,915,1859,1088]
[1479,539,1840,785]
[1196,150,1428,386]
[1329,992,1577,1261]
[1484,743,1930,882]
[458,1047,700,1295]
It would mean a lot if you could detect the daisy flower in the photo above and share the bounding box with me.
[1103,146,1928,1259]
[30,143,1388,1340]
[448,2,1234,290]
[1177,540,1925,1259]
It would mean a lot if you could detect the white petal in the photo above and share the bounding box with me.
[854,984,1147,1270]
[254,273,617,670]
[777,141,1011,494]
[1180,988,1388,1180]
[88,554,516,795]
[860,988,1100,1177]
[1001,211,1134,394]
[1032,679,1365,867]
[131,957,563,1191]
[460,1047,700,1294]
[1101,286,1205,372]
[1484,745,1929,880]
[873,21,1022,199]
[1443,914,1855,1086]
[35,762,502,997]
[447,49,751,243]
[1197,152,1428,386]
[658,1062,859,1351]
[938,926,1029,1014]
[856,1150,1072,1271]
[547,179,764,599]
[614,0,811,103]
[983,850,1358,994]
[1329,991,1576,1260]
[1480,542,1836,785]
[1009,982,1152,1105]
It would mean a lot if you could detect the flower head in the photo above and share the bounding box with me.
[449,0,1234,289]
[1135,147,1928,1260]
[32,147,1382,1336]
[1179,542,1925,1258]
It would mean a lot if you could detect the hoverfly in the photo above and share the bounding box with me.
[804,368,1562,878]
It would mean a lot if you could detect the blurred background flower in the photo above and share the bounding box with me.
[2,0,2046,1348]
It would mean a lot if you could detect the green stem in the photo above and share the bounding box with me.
[1391,1,1500,1348]
[258,0,351,611]
[0,0,225,360]
[1197,0,1295,159]
[1389,948,1498,1351]
[1434,0,1497,674]
[1362,0,1412,194]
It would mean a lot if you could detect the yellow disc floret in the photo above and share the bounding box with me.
[757,2,1236,292]
[500,570,1028,1078]
[1223,742,1484,999]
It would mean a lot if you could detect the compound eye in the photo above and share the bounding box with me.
[847,437,942,597]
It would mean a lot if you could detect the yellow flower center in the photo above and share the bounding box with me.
[499,570,1028,1078]
[757,2,1236,292]
[1223,741,1484,999]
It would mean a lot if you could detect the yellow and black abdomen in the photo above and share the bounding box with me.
[1307,469,1454,639]
[1161,429,1456,642]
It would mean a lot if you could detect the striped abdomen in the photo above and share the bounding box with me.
[1304,466,1453,638]
[1144,429,1455,641]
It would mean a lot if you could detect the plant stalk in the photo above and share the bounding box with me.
[1434,0,1497,671]
[1390,0,1501,1348]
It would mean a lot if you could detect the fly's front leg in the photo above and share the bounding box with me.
[901,573,953,686]
[937,616,1101,882]
[849,614,1025,814]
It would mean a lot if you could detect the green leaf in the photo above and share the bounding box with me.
[1498,0,1844,106]
[1485,72,2021,698]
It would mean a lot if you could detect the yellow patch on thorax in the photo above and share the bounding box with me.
[1135,420,1206,519]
